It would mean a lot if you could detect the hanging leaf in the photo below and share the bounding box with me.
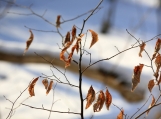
[131,64,144,92]
[117,109,124,119]
[46,80,53,95]
[155,53,161,73]
[89,29,99,49]
[24,30,34,55]
[93,90,105,112]
[56,15,61,28]
[152,38,161,60]
[148,79,155,93]
[105,88,112,110]
[71,25,77,42]
[139,42,146,57]
[146,95,155,115]
[28,77,39,97]
[85,86,95,109]
[42,79,49,89]
[64,31,70,44]
[157,72,161,85]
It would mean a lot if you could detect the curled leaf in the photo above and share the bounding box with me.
[42,78,48,89]
[152,38,161,60]
[56,15,61,27]
[117,109,124,119]
[71,25,76,42]
[89,29,99,49]
[93,90,105,112]
[139,42,146,57]
[155,53,161,73]
[105,88,112,110]
[46,80,53,95]
[148,79,155,93]
[28,77,39,97]
[24,30,34,55]
[131,64,144,92]
[85,85,95,109]
[64,31,70,44]
[146,95,155,115]
[157,72,161,85]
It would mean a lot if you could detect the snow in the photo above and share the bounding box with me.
[0,0,161,119]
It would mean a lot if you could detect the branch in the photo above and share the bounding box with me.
[21,103,80,115]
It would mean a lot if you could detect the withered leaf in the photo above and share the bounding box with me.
[56,15,61,28]
[93,90,105,112]
[46,80,53,95]
[152,38,161,60]
[155,53,161,73]
[28,77,39,97]
[139,42,146,57]
[148,79,155,93]
[42,78,49,89]
[146,95,155,115]
[89,29,99,49]
[117,109,124,119]
[24,30,34,55]
[105,88,112,110]
[85,85,95,109]
[157,72,161,85]
[131,64,144,92]
[71,25,76,42]
[64,31,70,44]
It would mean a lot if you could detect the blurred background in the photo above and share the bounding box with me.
[0,0,161,119]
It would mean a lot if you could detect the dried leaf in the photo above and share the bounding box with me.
[152,38,161,60]
[105,88,112,110]
[139,42,146,57]
[148,79,155,92]
[117,109,124,119]
[89,29,99,49]
[71,25,76,42]
[28,77,39,97]
[93,90,105,112]
[42,79,48,89]
[64,31,70,44]
[56,15,61,28]
[24,30,34,55]
[85,86,95,109]
[146,95,155,115]
[155,53,161,73]
[157,72,161,85]
[131,64,144,92]
[46,80,53,95]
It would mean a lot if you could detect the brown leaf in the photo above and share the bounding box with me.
[42,79,48,89]
[148,79,155,92]
[157,71,161,85]
[147,95,155,115]
[28,77,39,97]
[117,109,124,119]
[46,80,53,95]
[24,30,34,55]
[131,64,144,92]
[64,31,70,44]
[139,42,146,57]
[56,15,61,28]
[85,86,95,109]
[155,53,161,73]
[71,25,76,42]
[89,29,99,49]
[93,90,105,112]
[152,38,161,60]
[105,88,112,110]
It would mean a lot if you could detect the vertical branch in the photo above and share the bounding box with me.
[78,40,84,119]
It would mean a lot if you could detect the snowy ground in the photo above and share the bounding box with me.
[0,0,161,119]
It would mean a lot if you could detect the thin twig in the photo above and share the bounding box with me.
[21,103,81,115]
